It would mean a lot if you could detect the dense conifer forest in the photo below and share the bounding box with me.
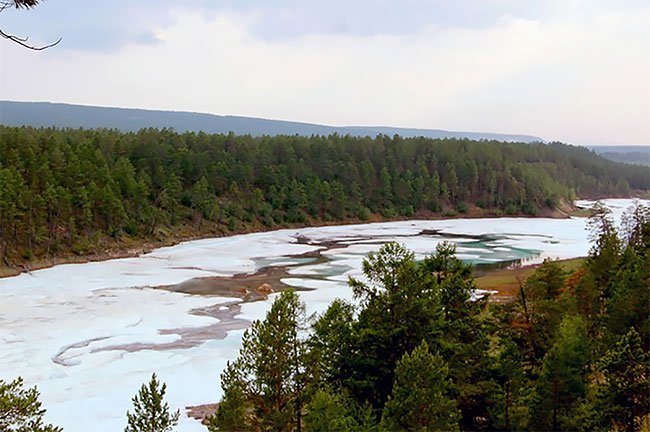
[1,126,648,267]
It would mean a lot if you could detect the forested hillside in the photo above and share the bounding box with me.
[0,126,648,267]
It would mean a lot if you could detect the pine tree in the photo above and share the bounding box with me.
[605,203,650,343]
[345,242,444,408]
[303,388,359,432]
[0,377,62,432]
[125,374,180,432]
[422,242,496,429]
[597,328,649,431]
[585,202,622,296]
[210,290,310,431]
[492,338,529,431]
[532,315,591,431]
[380,341,460,431]
[422,242,475,322]
[526,258,567,300]
[309,299,356,387]
[206,369,249,432]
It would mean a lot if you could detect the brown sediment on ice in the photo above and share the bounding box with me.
[88,267,314,354]
[52,336,111,366]
[153,244,331,298]
[187,403,219,424]
[89,248,333,356]
[158,265,294,298]
[91,301,249,354]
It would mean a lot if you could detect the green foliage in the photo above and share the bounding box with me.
[592,328,650,431]
[491,337,531,430]
[349,242,416,301]
[125,374,179,432]
[531,315,591,431]
[346,243,444,408]
[309,299,356,387]
[380,341,460,432]
[0,377,62,432]
[422,242,476,321]
[206,378,248,432]
[513,259,568,359]
[586,202,622,290]
[522,201,538,215]
[357,206,372,221]
[304,388,359,432]
[604,203,650,344]
[2,126,648,267]
[527,258,567,300]
[490,201,650,431]
[210,290,310,432]
[423,243,497,429]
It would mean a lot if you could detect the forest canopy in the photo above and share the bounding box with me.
[0,126,648,266]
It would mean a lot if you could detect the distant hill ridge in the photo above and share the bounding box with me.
[587,145,650,166]
[0,101,543,142]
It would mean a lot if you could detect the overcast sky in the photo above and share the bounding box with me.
[1,0,648,145]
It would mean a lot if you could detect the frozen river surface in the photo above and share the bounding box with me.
[0,199,644,431]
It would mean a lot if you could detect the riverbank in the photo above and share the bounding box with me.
[0,203,575,279]
[475,257,585,303]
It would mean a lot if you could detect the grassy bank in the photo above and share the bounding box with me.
[476,257,585,303]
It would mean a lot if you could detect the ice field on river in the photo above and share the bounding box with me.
[0,198,645,431]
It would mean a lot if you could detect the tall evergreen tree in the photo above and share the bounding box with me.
[380,341,460,432]
[422,242,497,430]
[532,315,591,431]
[585,202,622,297]
[309,299,356,388]
[604,203,650,344]
[210,290,310,432]
[346,242,444,409]
[492,337,530,431]
[595,328,649,431]
[125,374,180,432]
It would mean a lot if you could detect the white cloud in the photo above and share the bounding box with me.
[1,5,648,144]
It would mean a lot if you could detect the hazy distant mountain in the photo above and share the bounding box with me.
[0,101,542,143]
[588,145,650,166]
